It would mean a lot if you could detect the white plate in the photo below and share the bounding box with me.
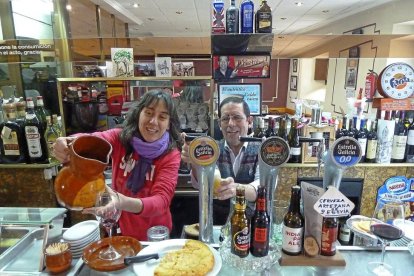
[132,239,221,276]
[68,232,100,250]
[393,219,414,241]
[65,230,100,247]
[63,220,99,241]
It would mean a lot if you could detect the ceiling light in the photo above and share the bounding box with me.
[176,11,183,15]
[66,4,72,11]
[295,2,303,6]
[133,3,139,8]
[280,17,287,20]
[185,27,190,30]
[322,10,329,13]
[147,18,155,21]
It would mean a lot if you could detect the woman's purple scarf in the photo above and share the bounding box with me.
[126,132,170,194]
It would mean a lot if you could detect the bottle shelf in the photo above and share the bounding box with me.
[211,33,273,54]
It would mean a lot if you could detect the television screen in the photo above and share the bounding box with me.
[217,83,262,115]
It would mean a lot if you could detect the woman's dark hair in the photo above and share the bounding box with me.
[119,89,182,157]
[218,96,250,118]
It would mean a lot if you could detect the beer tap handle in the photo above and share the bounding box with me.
[239,136,264,143]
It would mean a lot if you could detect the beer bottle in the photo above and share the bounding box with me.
[282,185,304,256]
[321,217,338,256]
[231,185,250,258]
[250,186,270,257]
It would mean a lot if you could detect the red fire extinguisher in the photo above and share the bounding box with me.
[365,70,378,102]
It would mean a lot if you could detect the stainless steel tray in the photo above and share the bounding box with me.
[0,228,83,275]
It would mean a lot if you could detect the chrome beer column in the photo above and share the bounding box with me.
[188,136,220,244]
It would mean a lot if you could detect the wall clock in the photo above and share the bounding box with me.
[377,62,414,99]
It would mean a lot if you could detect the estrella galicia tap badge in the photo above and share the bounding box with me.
[332,137,361,167]
[189,136,219,166]
[260,137,290,167]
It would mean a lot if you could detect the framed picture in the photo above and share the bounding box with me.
[301,125,335,163]
[110,48,134,77]
[212,54,270,80]
[155,57,172,77]
[134,61,156,76]
[292,59,298,73]
[290,75,298,91]
[345,58,359,89]
[172,62,194,76]
[217,83,262,115]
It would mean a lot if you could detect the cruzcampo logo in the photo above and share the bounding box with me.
[189,136,219,166]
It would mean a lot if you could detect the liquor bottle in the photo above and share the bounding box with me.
[52,114,63,137]
[0,102,28,163]
[335,119,343,139]
[406,121,414,163]
[365,120,378,163]
[24,97,49,163]
[288,118,301,163]
[255,0,272,33]
[231,185,250,257]
[240,0,254,33]
[357,119,368,162]
[348,116,358,139]
[338,217,353,245]
[265,117,276,138]
[391,111,408,163]
[336,116,348,139]
[250,186,270,257]
[278,117,288,141]
[282,185,304,256]
[45,116,59,162]
[254,117,265,138]
[226,0,239,33]
[320,217,338,256]
[35,96,48,132]
[212,0,225,33]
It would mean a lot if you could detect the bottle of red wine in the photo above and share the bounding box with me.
[365,120,378,163]
[391,111,408,163]
[406,120,414,163]
[357,119,368,162]
[265,117,276,138]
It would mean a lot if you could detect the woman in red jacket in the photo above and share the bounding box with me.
[54,89,182,240]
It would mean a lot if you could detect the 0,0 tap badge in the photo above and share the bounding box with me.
[189,136,219,166]
[331,137,362,167]
[260,137,290,167]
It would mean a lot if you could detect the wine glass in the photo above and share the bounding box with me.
[95,191,122,260]
[368,198,405,275]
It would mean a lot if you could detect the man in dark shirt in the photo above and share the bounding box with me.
[214,56,238,80]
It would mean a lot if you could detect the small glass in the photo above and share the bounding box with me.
[272,199,289,246]
[147,226,170,241]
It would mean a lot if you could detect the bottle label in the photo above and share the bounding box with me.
[366,140,378,159]
[242,6,253,28]
[254,227,268,243]
[258,12,271,28]
[282,225,303,253]
[3,131,20,155]
[339,224,351,243]
[233,226,250,251]
[357,138,367,156]
[391,135,408,159]
[321,224,338,254]
[407,130,414,145]
[256,198,266,211]
[290,147,301,156]
[25,126,43,158]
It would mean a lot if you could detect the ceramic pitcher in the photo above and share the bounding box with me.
[55,135,112,210]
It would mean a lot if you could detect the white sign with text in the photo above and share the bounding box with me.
[314,186,355,217]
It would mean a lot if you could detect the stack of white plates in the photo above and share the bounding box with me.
[63,220,100,258]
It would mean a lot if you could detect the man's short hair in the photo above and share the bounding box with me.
[218,96,250,118]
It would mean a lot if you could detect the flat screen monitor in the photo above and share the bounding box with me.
[217,83,262,115]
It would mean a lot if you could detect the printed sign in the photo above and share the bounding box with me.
[189,136,219,166]
[259,137,290,167]
[314,186,355,218]
[331,137,361,167]
[376,176,414,221]
[212,55,270,79]
[218,83,261,115]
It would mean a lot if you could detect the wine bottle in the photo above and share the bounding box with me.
[240,0,254,33]
[282,185,304,256]
[265,117,276,138]
[348,116,358,139]
[250,186,270,257]
[255,0,272,33]
[391,111,408,163]
[336,116,348,139]
[45,115,59,162]
[278,117,288,141]
[357,119,368,162]
[226,0,239,33]
[35,96,48,132]
[365,120,378,163]
[288,118,301,163]
[405,120,414,163]
[254,117,265,138]
[231,186,250,257]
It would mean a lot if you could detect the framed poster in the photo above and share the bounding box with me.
[292,59,298,73]
[217,83,262,115]
[155,57,172,77]
[212,55,270,80]
[134,61,156,76]
[345,58,359,89]
[111,48,134,77]
[290,75,298,91]
[172,62,194,76]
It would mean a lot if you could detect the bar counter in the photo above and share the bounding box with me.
[73,245,413,275]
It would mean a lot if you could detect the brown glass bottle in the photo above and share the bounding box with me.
[255,0,272,33]
[282,185,304,256]
[278,117,288,141]
[24,97,49,163]
[320,217,338,256]
[250,186,270,257]
[231,186,250,258]
[288,118,301,163]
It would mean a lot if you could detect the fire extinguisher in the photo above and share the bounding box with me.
[365,70,378,102]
